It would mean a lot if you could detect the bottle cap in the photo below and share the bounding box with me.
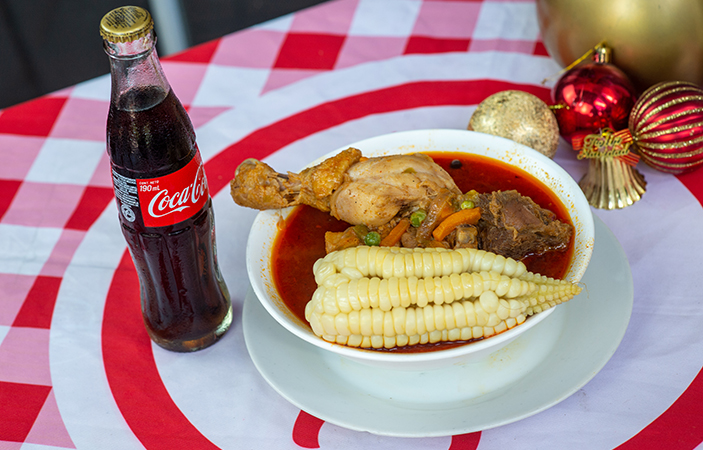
[100,6,154,43]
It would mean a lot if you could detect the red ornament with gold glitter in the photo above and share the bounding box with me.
[552,45,637,143]
[627,81,703,174]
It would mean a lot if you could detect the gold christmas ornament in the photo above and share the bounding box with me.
[573,129,646,210]
[536,0,703,92]
[468,90,560,158]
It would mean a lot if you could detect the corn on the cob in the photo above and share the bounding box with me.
[305,246,581,349]
[313,246,527,284]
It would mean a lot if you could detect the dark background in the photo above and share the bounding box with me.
[0,0,330,109]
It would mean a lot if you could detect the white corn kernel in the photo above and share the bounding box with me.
[433,304,446,331]
[479,290,499,314]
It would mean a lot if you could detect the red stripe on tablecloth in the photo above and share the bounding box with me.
[677,170,703,206]
[12,276,61,329]
[449,432,482,450]
[166,39,221,64]
[0,97,68,137]
[204,79,552,193]
[0,381,52,443]
[274,33,346,70]
[532,41,550,57]
[64,186,115,231]
[292,410,325,448]
[0,179,22,220]
[614,367,703,450]
[404,36,472,54]
[102,251,220,450]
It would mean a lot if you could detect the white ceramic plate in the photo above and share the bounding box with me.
[243,216,632,437]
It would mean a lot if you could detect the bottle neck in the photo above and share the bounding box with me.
[104,31,170,111]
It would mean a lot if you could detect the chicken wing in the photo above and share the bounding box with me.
[229,147,362,212]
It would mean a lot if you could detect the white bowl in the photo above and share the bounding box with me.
[246,129,594,370]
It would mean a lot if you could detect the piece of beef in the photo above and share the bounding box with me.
[476,190,572,260]
[400,226,420,248]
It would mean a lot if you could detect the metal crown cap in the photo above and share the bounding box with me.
[100,6,154,43]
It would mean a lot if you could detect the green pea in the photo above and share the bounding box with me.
[410,210,427,227]
[460,200,475,210]
[364,231,381,246]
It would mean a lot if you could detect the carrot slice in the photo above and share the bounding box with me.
[380,218,411,247]
[431,208,481,241]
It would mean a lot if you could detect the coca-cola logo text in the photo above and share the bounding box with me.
[135,153,209,228]
[147,165,207,219]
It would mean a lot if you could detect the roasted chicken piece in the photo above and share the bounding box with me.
[330,153,461,227]
[231,149,460,227]
[230,147,362,212]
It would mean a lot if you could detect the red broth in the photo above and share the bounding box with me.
[271,152,574,344]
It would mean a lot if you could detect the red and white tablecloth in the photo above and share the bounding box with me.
[1,0,702,448]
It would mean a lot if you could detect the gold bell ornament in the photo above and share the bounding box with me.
[572,129,646,210]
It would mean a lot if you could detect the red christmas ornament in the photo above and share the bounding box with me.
[552,46,637,143]
[628,81,703,174]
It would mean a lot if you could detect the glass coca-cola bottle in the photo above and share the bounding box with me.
[100,6,232,352]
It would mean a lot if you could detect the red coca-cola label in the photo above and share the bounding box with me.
[136,152,209,227]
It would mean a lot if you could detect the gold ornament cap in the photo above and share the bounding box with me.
[593,44,612,64]
[100,6,153,43]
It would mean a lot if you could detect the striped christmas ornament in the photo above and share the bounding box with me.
[628,81,703,174]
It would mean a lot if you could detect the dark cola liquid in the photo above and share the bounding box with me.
[108,86,232,352]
